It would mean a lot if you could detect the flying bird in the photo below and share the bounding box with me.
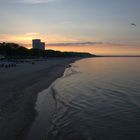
[131,23,136,27]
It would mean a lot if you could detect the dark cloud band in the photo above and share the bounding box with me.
[47,42,103,46]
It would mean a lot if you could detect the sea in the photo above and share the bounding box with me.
[25,57,140,140]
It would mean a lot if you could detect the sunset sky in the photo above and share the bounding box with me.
[0,0,140,55]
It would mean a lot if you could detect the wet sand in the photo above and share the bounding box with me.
[0,57,80,140]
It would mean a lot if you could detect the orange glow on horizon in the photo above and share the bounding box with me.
[0,33,86,44]
[0,34,140,56]
[24,44,140,56]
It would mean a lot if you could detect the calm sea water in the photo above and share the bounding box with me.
[26,57,140,140]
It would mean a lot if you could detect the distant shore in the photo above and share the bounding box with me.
[0,57,82,140]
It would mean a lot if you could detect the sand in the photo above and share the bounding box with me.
[0,57,80,140]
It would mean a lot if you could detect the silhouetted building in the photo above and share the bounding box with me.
[32,39,41,49]
[40,42,45,50]
[32,39,45,50]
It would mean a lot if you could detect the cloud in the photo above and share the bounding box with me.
[25,32,40,36]
[47,42,103,46]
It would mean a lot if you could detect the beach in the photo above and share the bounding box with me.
[0,57,80,140]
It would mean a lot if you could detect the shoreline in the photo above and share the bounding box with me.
[0,57,82,140]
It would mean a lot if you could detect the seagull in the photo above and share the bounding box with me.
[131,23,136,27]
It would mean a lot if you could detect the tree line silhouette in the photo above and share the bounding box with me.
[0,42,95,59]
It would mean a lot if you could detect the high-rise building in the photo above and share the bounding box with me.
[32,39,45,50]
[40,42,45,50]
[32,39,41,49]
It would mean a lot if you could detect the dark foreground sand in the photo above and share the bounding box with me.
[0,57,80,140]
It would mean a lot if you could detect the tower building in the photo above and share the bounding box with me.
[32,39,45,50]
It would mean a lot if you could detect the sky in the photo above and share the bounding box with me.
[0,0,140,55]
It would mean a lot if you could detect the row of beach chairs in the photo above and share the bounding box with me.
[0,62,17,68]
